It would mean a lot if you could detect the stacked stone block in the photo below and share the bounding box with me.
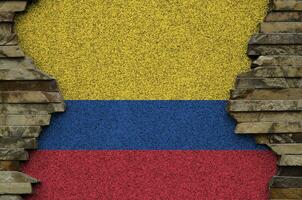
[0,1,65,199]
[228,0,302,199]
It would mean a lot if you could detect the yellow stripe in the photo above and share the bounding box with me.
[16,0,268,100]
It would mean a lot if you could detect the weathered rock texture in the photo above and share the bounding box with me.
[0,1,65,199]
[228,0,302,199]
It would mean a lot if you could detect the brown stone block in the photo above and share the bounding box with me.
[269,144,302,155]
[0,148,28,161]
[0,91,63,103]
[249,44,302,56]
[235,122,302,134]
[250,33,302,44]
[0,115,51,126]
[270,176,302,188]
[271,188,302,199]
[229,100,302,112]
[0,103,65,114]
[0,68,53,80]
[271,134,302,144]
[0,183,31,194]
[0,138,37,149]
[266,12,302,22]
[0,22,17,45]
[235,78,302,89]
[279,155,302,166]
[231,89,302,100]
[255,134,302,144]
[239,66,302,78]
[273,0,302,11]
[0,23,13,35]
[0,12,15,22]
[0,171,38,183]
[278,167,302,176]
[0,34,17,45]
[261,22,302,33]
[0,1,27,12]
[0,46,23,58]
[0,57,37,69]
[0,126,41,138]
[0,161,19,171]
[230,112,302,122]
[253,55,302,66]
[0,195,22,200]
[0,80,59,91]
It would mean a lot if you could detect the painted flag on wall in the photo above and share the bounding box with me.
[15,0,274,199]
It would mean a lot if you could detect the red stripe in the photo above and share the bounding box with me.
[23,150,276,200]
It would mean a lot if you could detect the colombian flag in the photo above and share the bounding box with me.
[16,1,275,199]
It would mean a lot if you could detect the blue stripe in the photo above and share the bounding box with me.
[40,100,266,150]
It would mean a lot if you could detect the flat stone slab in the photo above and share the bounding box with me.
[270,134,300,144]
[0,46,24,58]
[239,66,302,78]
[235,78,302,89]
[231,88,302,100]
[0,103,65,114]
[0,171,38,183]
[253,55,302,66]
[270,176,302,188]
[0,183,31,195]
[0,68,53,80]
[269,144,302,155]
[0,138,37,149]
[255,134,300,145]
[261,22,302,33]
[0,161,20,171]
[0,126,41,138]
[278,166,302,176]
[250,33,302,44]
[0,80,59,92]
[230,112,302,122]
[279,155,302,166]
[0,1,27,12]
[0,21,13,35]
[0,195,22,200]
[0,33,17,46]
[0,91,63,103]
[235,122,302,134]
[0,115,51,126]
[273,0,302,10]
[249,44,302,56]
[0,148,28,161]
[0,12,15,22]
[271,188,302,199]
[0,57,37,69]
[265,12,302,22]
[229,100,302,112]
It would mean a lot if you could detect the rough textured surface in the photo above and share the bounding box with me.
[279,155,302,166]
[0,183,32,195]
[37,101,265,150]
[273,0,302,11]
[228,0,302,198]
[270,188,302,199]
[22,151,276,200]
[236,122,302,134]
[0,196,22,200]
[16,0,268,100]
[10,0,285,199]
[0,1,65,198]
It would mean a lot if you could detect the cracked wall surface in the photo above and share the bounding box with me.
[228,0,302,199]
[0,1,65,199]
